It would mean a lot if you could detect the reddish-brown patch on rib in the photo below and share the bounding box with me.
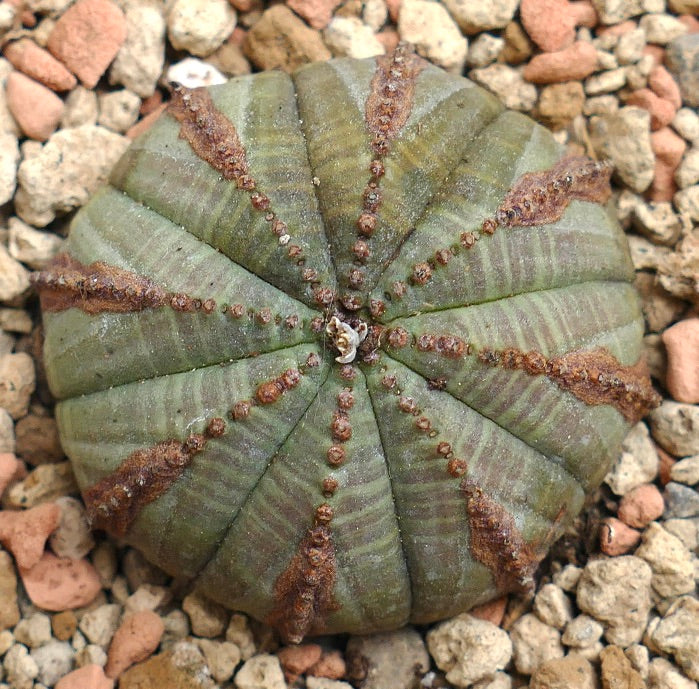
[32,254,168,314]
[461,479,539,592]
[414,333,468,359]
[268,504,339,644]
[84,433,208,538]
[169,85,254,189]
[478,346,660,424]
[256,369,302,405]
[492,156,613,229]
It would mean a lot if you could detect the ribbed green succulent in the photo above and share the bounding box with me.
[34,45,658,643]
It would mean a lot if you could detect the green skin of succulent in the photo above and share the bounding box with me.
[39,53,646,638]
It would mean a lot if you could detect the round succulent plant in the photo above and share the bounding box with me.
[34,45,659,643]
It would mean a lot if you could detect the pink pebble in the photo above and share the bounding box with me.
[3,38,77,91]
[568,0,597,28]
[678,14,699,33]
[520,0,576,52]
[626,88,676,131]
[662,318,699,404]
[385,0,401,23]
[468,596,508,626]
[0,502,60,569]
[6,71,64,140]
[600,517,642,556]
[596,19,637,37]
[20,552,101,610]
[278,643,323,683]
[618,484,665,528]
[105,610,164,678]
[649,126,686,201]
[643,44,665,67]
[47,0,126,89]
[648,65,682,110]
[523,41,598,83]
[285,0,342,30]
[126,103,167,139]
[0,452,23,497]
[55,664,114,689]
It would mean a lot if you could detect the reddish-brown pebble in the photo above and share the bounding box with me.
[469,596,508,626]
[3,38,77,91]
[105,610,165,678]
[678,14,699,33]
[308,650,346,680]
[596,19,636,37]
[648,65,682,110]
[286,0,342,29]
[385,0,401,22]
[229,0,255,11]
[521,0,576,52]
[657,446,676,486]
[643,44,665,67]
[0,502,60,569]
[600,517,642,556]
[618,484,665,528]
[0,452,23,497]
[568,1,597,28]
[278,643,323,683]
[55,664,114,689]
[377,27,401,53]
[662,318,699,403]
[47,0,127,89]
[626,88,676,131]
[126,103,167,139]
[649,126,686,201]
[20,552,101,610]
[6,71,64,140]
[523,41,598,83]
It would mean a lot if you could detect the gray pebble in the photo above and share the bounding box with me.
[664,482,699,519]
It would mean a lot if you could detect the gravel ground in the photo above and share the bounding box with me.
[0,0,697,687]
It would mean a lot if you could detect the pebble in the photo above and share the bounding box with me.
[61,86,99,128]
[529,653,596,689]
[0,452,22,497]
[49,496,95,560]
[670,455,699,486]
[15,124,129,227]
[466,33,504,67]
[469,596,508,626]
[4,462,77,509]
[0,58,20,137]
[20,553,101,611]
[627,88,677,130]
[107,0,165,98]
[651,597,699,681]
[576,556,653,646]
[666,34,699,108]
[651,126,687,201]
[640,12,688,44]
[309,650,346,680]
[124,584,171,615]
[441,0,519,33]
[676,146,699,189]
[649,660,698,689]
[606,423,660,495]
[0,409,15,455]
[47,0,127,88]
[523,40,598,82]
[590,107,655,192]
[3,38,76,92]
[286,0,342,30]
[31,640,74,686]
[650,401,699,456]
[674,184,699,221]
[181,591,228,638]
[673,107,699,144]
[14,613,52,648]
[502,20,534,64]
[509,613,564,675]
[97,89,141,133]
[225,614,256,661]
[54,664,114,689]
[6,71,63,141]
[552,564,583,592]
[470,63,537,111]
[234,654,286,689]
[661,319,699,404]
[3,643,39,689]
[161,609,190,651]
[584,67,628,94]
[618,483,665,527]
[75,643,108,668]
[664,481,699,519]
[243,5,331,72]
[649,65,682,110]
[122,548,168,591]
[278,644,322,683]
[0,131,19,206]
[347,627,429,689]
[561,614,604,649]
[600,516,642,555]
[196,639,241,683]
[52,611,78,641]
[539,81,585,129]
[79,604,121,648]
[323,16,384,59]
[520,0,576,52]
[167,0,235,57]
[0,550,20,630]
[600,645,646,689]
[591,0,643,23]
[307,679,354,689]
[533,583,573,630]
[398,0,467,72]
[427,614,511,687]
[0,353,34,421]
[8,217,63,270]
[616,27,647,64]
[165,57,226,89]
[105,610,164,678]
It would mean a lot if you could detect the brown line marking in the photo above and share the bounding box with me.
[169,85,332,309]
[268,504,339,644]
[478,346,661,424]
[461,478,539,592]
[84,431,211,538]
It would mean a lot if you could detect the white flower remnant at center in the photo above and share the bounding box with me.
[326,316,368,363]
